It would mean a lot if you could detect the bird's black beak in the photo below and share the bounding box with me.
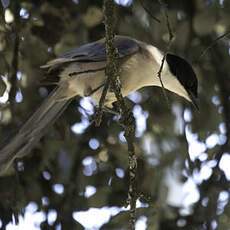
[188,91,199,111]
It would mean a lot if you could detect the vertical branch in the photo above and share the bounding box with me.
[9,1,20,114]
[7,1,21,222]
[101,1,137,229]
[9,33,19,109]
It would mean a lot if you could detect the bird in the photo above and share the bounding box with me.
[0,35,198,175]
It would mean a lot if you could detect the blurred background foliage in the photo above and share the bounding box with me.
[0,0,230,229]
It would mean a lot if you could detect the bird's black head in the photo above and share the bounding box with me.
[166,53,199,109]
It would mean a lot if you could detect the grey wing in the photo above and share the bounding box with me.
[41,35,140,70]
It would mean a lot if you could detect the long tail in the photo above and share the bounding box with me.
[0,84,72,175]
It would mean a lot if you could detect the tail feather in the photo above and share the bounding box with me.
[0,85,72,174]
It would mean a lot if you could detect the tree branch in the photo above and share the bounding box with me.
[99,1,138,229]
[9,2,20,115]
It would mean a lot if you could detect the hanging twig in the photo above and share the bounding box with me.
[139,0,171,104]
[99,1,138,229]
[158,0,174,41]
[157,0,174,105]
[138,0,161,23]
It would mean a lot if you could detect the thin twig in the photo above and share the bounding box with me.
[198,30,230,61]
[139,0,171,104]
[102,1,138,229]
[157,55,170,105]
[159,0,174,41]
[157,0,174,105]
[138,0,161,23]
[94,77,111,126]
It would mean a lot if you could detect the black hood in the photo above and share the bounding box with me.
[166,53,199,109]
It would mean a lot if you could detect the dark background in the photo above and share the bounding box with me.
[0,0,229,229]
